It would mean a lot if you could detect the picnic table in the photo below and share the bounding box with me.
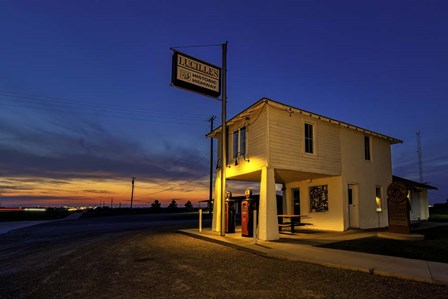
[277,214,309,233]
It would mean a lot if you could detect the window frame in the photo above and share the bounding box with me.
[364,136,371,161]
[233,130,239,159]
[240,126,246,156]
[233,126,247,159]
[375,185,382,212]
[304,122,314,154]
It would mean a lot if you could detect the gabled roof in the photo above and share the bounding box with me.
[393,175,438,190]
[208,97,403,144]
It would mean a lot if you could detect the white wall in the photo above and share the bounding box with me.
[225,106,267,179]
[286,176,344,231]
[409,189,430,221]
[340,129,392,229]
[268,106,341,176]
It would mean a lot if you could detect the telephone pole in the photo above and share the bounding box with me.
[130,177,135,208]
[208,115,216,214]
[220,41,227,236]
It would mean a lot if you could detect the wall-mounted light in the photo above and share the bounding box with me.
[234,152,250,166]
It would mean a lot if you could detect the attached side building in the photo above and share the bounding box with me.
[393,176,437,222]
[208,98,402,240]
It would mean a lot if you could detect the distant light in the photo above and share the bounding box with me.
[24,208,46,212]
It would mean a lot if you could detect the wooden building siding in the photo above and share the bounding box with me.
[340,129,392,229]
[225,106,268,179]
[246,106,267,162]
[268,106,341,175]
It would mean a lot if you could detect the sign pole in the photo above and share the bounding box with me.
[170,43,225,235]
[220,42,227,236]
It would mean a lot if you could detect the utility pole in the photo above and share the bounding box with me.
[417,131,423,183]
[220,41,228,236]
[208,115,216,214]
[130,177,135,209]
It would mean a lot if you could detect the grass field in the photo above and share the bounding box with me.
[320,225,448,263]
[429,213,448,222]
[320,207,448,263]
[429,205,448,222]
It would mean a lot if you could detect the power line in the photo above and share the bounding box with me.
[138,173,209,200]
[0,90,218,126]
[0,89,216,202]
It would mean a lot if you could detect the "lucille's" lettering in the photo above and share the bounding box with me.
[177,55,220,79]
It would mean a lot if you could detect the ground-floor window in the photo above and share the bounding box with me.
[309,185,328,212]
[375,186,382,212]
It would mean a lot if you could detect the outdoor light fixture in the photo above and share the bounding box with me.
[234,152,250,166]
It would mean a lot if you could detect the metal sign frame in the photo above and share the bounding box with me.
[169,43,227,237]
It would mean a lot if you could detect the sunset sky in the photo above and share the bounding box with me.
[1,1,447,207]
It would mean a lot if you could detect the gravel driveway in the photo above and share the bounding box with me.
[0,213,446,298]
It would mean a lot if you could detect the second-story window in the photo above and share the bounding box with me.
[304,123,314,154]
[233,130,239,158]
[364,136,371,160]
[240,127,246,156]
[233,126,247,158]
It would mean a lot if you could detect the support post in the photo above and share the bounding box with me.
[220,41,228,236]
[253,210,257,244]
[130,177,135,209]
[212,172,222,231]
[258,166,279,240]
[208,116,215,214]
[199,208,203,232]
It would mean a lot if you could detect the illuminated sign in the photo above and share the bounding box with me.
[171,51,221,98]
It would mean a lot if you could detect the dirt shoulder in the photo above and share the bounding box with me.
[1,214,447,298]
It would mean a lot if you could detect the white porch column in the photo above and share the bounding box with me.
[258,166,279,240]
[212,173,222,232]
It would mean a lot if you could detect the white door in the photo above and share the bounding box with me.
[348,184,359,228]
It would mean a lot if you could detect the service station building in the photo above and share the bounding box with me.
[208,98,407,241]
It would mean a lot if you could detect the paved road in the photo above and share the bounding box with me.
[0,213,446,298]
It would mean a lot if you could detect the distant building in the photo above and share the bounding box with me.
[208,98,404,241]
[393,176,437,222]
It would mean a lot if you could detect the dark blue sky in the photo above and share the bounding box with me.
[0,0,446,206]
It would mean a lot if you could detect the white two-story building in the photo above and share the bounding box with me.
[208,98,403,241]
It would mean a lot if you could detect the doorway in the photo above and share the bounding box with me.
[292,188,300,216]
[348,184,359,228]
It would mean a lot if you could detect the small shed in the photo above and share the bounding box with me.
[392,176,438,222]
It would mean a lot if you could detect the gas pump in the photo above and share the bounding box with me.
[225,191,235,233]
[241,188,257,237]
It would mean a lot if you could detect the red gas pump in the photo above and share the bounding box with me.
[241,188,256,237]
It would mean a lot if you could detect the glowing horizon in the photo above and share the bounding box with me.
[0,176,211,208]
